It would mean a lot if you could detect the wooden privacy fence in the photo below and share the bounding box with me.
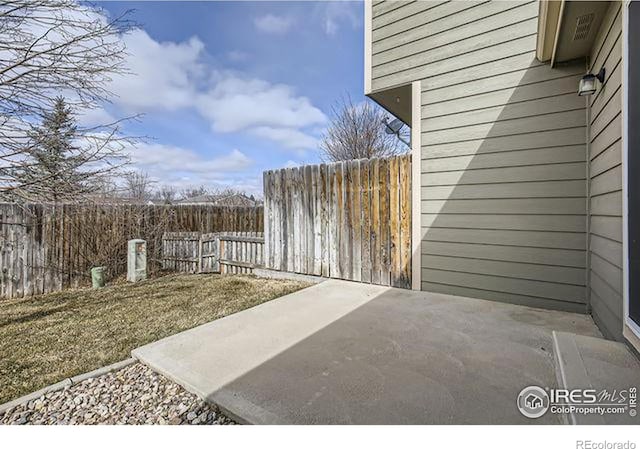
[263,155,412,288]
[0,204,263,299]
[162,231,264,274]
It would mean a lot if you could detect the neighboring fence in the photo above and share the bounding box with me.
[263,155,412,288]
[0,204,263,299]
[162,231,264,275]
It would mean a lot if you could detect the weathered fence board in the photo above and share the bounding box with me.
[0,204,263,299]
[379,158,391,286]
[399,156,412,287]
[263,155,412,288]
[371,159,381,285]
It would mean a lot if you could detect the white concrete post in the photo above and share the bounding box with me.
[127,239,147,282]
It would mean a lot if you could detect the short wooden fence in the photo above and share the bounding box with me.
[162,231,264,274]
[263,155,412,288]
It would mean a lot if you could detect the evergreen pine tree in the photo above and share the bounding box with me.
[19,97,89,203]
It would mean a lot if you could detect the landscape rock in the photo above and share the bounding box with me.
[0,363,235,425]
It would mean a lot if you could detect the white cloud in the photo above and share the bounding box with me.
[73,9,330,190]
[220,175,263,197]
[227,50,250,62]
[251,126,319,151]
[253,14,294,34]
[109,30,205,111]
[129,143,253,183]
[75,107,116,127]
[196,76,326,133]
[126,142,262,195]
[319,2,361,36]
[103,30,325,153]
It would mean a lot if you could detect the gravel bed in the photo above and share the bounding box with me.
[0,363,236,425]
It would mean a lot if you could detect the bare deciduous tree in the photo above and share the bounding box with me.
[88,176,120,200]
[123,171,154,202]
[0,0,137,202]
[320,96,409,162]
[155,185,178,204]
[175,186,259,206]
[179,185,209,200]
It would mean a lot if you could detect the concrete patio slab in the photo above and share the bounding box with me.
[133,279,602,424]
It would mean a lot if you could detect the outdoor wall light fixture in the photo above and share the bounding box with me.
[578,67,605,96]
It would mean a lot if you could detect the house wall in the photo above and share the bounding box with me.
[587,2,624,340]
[371,0,589,312]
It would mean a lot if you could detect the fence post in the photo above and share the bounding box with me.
[197,234,203,274]
[219,238,225,274]
[213,234,220,273]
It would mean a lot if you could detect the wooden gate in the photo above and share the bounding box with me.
[161,231,264,274]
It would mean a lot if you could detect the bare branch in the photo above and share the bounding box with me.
[123,170,154,202]
[319,95,409,162]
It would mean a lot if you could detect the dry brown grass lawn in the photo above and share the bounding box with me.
[0,274,309,404]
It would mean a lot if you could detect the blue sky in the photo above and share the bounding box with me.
[91,1,365,195]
